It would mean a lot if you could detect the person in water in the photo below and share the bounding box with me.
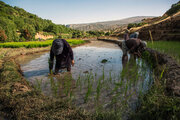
[122,38,147,62]
[49,36,74,74]
[121,30,147,62]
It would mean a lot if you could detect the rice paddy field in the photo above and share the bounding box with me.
[147,41,180,64]
[0,40,180,119]
[0,39,86,48]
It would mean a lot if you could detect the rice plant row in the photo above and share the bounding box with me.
[0,39,85,48]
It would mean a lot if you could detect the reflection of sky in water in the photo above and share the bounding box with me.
[72,46,123,77]
[21,45,124,79]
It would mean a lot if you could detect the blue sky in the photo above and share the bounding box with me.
[1,0,179,24]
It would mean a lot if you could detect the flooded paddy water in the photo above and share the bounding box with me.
[16,41,154,118]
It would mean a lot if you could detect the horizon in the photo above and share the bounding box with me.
[1,0,179,25]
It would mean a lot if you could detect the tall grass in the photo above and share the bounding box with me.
[0,39,85,48]
[147,41,180,64]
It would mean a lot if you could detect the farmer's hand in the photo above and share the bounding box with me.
[72,60,75,66]
[134,51,141,57]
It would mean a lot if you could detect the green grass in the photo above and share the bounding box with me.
[147,41,180,64]
[130,73,180,120]
[0,39,86,48]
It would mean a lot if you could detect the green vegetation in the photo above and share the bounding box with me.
[147,41,180,64]
[130,51,180,119]
[127,22,147,29]
[165,1,180,16]
[86,31,105,37]
[131,77,180,120]
[0,1,102,42]
[0,1,76,42]
[0,39,86,48]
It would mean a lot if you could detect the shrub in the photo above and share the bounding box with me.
[127,22,147,29]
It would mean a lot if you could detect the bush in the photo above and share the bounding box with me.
[127,22,147,29]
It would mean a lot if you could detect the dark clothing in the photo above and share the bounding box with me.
[49,39,73,72]
[125,38,142,53]
[124,33,129,41]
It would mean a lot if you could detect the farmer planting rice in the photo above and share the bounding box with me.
[121,31,147,62]
[49,37,74,74]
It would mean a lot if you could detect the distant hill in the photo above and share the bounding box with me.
[68,16,155,31]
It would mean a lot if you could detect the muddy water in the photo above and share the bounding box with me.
[17,41,153,117]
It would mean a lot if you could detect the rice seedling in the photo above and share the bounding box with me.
[84,78,93,103]
[34,78,43,92]
[26,54,154,119]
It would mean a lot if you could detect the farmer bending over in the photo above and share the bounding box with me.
[122,38,147,62]
[49,37,74,74]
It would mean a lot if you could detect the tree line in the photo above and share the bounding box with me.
[0,1,106,42]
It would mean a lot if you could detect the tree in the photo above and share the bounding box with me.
[105,32,110,36]
[21,25,36,41]
[44,24,58,34]
[0,17,19,42]
[0,1,79,42]
[0,29,7,42]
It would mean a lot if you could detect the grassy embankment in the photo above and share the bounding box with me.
[130,48,180,120]
[147,41,180,64]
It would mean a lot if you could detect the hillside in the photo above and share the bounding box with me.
[68,16,154,31]
[116,1,180,41]
[138,11,180,41]
[137,1,180,41]
[0,1,78,42]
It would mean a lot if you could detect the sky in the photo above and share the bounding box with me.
[1,0,179,25]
